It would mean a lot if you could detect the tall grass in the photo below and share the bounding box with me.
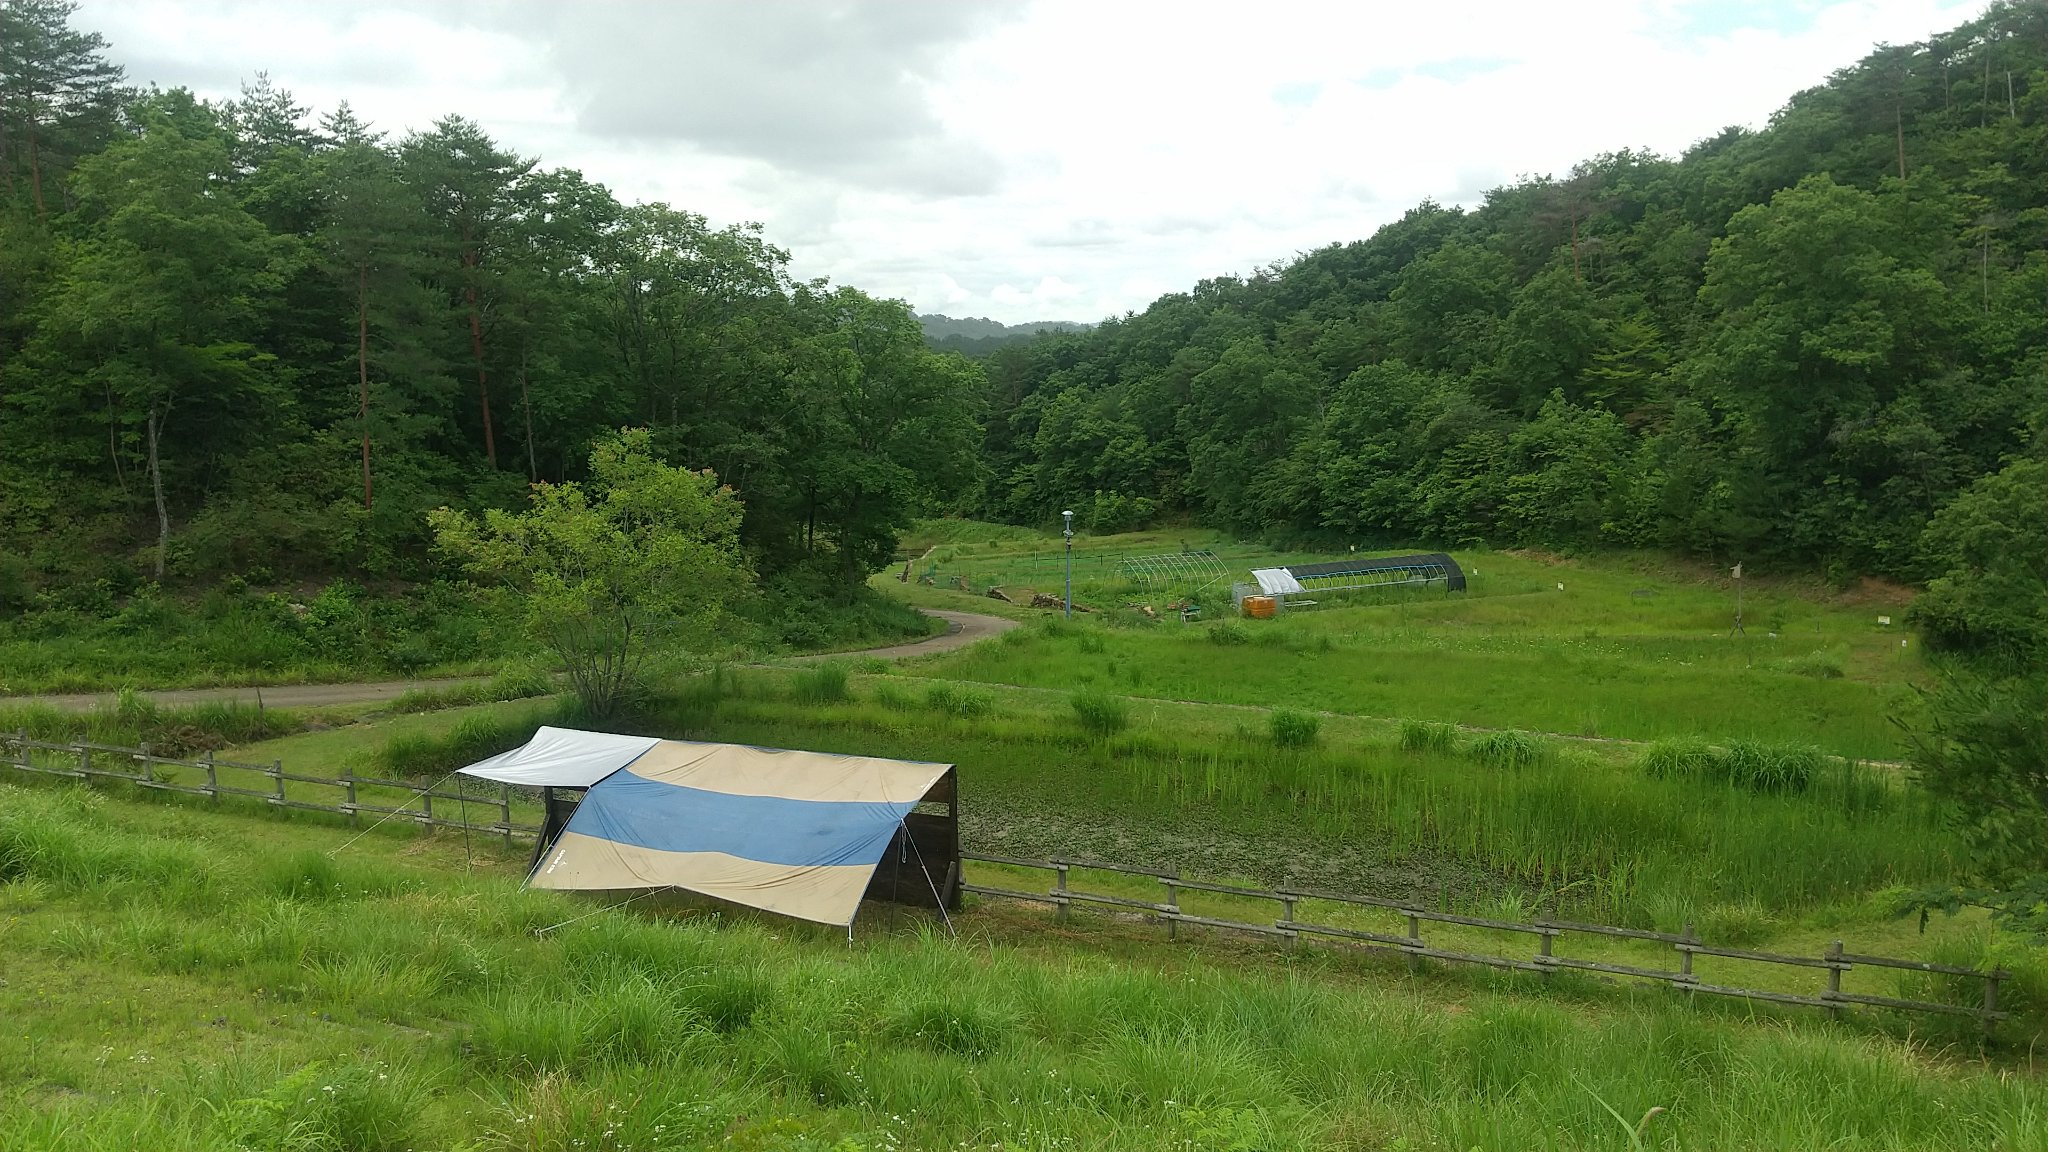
[685,692,1954,920]
[1,782,2042,1152]
[0,691,302,755]
[1069,690,1130,737]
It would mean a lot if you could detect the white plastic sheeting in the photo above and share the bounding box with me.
[1250,568,1304,596]
[455,725,661,788]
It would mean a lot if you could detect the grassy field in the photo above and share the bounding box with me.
[883,528,1923,759]
[4,782,2046,1152]
[9,520,2041,1149]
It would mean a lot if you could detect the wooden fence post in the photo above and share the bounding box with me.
[78,743,90,779]
[421,789,433,828]
[1281,895,1299,950]
[273,759,286,805]
[1406,909,1422,974]
[1539,930,1554,982]
[1825,940,1844,1020]
[1163,879,1179,940]
[138,742,152,786]
[1054,862,1070,923]
[203,750,218,803]
[1678,922,1696,988]
[344,774,359,827]
[499,784,513,847]
[1984,971,2003,1040]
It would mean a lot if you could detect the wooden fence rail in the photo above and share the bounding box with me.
[0,733,2008,1031]
[2,732,543,844]
[959,853,2008,1031]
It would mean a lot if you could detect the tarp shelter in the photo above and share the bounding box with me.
[458,726,961,927]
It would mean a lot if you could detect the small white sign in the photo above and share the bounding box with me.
[1556,582,1565,592]
[1877,615,1891,626]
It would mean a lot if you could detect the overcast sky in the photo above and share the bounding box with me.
[80,0,1981,324]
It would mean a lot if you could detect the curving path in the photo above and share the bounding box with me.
[15,609,1019,713]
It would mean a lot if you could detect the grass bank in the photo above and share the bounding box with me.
[2,783,2042,1151]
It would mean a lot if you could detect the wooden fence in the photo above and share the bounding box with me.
[1,733,2007,1030]
[960,853,2009,1031]
[2,733,542,844]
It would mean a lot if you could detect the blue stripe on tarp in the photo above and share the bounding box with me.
[562,769,916,868]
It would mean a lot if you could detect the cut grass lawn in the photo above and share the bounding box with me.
[3,782,2045,1152]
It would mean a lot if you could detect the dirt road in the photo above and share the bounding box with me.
[15,609,1019,713]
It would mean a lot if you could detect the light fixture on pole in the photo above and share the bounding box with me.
[1061,510,1074,619]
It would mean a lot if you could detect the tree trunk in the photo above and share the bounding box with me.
[26,117,46,219]
[462,230,496,466]
[146,405,168,581]
[467,286,495,466]
[520,352,537,483]
[1894,102,1908,181]
[358,263,374,510]
[104,383,127,496]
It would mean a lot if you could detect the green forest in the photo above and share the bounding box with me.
[2,0,2044,665]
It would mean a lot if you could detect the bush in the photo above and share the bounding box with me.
[1070,689,1129,737]
[1778,650,1846,679]
[791,662,852,705]
[377,707,558,779]
[1399,719,1458,754]
[1722,740,1823,793]
[923,684,994,718]
[1268,709,1320,748]
[1206,622,1250,646]
[1466,729,1551,770]
[1638,738,1824,794]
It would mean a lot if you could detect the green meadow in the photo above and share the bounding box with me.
[889,532,1924,760]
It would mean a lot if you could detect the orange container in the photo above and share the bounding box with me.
[1242,596,1277,619]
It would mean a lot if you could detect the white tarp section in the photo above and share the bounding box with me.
[455,725,661,788]
[1250,567,1304,596]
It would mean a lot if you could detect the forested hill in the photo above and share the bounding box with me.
[978,2,2047,581]
[918,314,1091,358]
[0,1,980,610]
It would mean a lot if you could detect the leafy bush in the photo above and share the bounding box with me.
[1399,719,1458,753]
[1268,709,1320,748]
[1206,622,1250,646]
[1070,689,1129,736]
[1466,729,1551,770]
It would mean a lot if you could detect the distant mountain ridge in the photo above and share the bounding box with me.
[917,314,1090,340]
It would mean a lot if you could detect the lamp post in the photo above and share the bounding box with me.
[1061,510,1074,619]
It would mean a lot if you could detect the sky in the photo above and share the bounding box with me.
[78,0,1983,325]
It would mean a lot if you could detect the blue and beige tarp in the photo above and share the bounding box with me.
[458,726,953,927]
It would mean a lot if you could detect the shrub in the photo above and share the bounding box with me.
[1722,741,1823,793]
[1206,622,1250,646]
[1638,738,1825,794]
[1466,729,1551,770]
[1399,719,1458,754]
[1779,650,1846,679]
[1268,709,1320,748]
[377,707,556,779]
[1070,689,1129,737]
[1638,737,1717,781]
[923,684,994,718]
[791,662,852,705]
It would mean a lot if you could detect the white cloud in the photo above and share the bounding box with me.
[78,0,1983,324]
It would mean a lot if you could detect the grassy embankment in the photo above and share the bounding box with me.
[4,782,2046,1152]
